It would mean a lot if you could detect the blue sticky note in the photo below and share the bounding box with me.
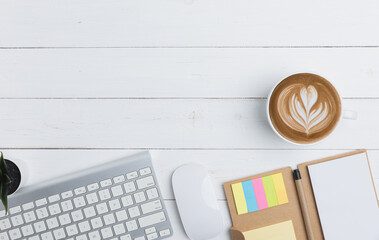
[242,180,259,212]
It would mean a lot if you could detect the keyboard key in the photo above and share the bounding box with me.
[71,209,84,221]
[74,196,86,208]
[48,194,60,203]
[128,206,141,218]
[115,210,128,221]
[137,176,155,190]
[78,220,91,233]
[23,210,37,223]
[21,224,34,236]
[46,217,59,229]
[147,233,158,240]
[96,202,108,215]
[10,215,24,227]
[138,211,166,228]
[29,236,40,240]
[34,221,47,233]
[8,228,21,239]
[126,171,138,179]
[100,179,112,187]
[111,185,124,197]
[74,187,86,195]
[121,195,133,207]
[103,213,116,225]
[36,207,49,219]
[61,190,73,199]
[22,202,34,211]
[87,183,99,191]
[145,227,156,234]
[109,199,121,211]
[113,175,125,183]
[0,210,5,218]
[53,228,66,239]
[113,223,126,235]
[146,188,159,200]
[58,213,71,225]
[141,200,162,214]
[61,200,74,212]
[101,227,113,238]
[98,189,111,201]
[123,182,136,193]
[135,237,145,240]
[139,167,152,176]
[120,234,131,240]
[9,206,21,214]
[0,218,11,230]
[125,220,138,232]
[86,192,99,204]
[159,228,171,237]
[91,217,103,229]
[66,224,79,236]
[0,232,9,240]
[84,206,96,218]
[41,232,54,240]
[134,191,146,203]
[35,198,48,207]
[48,204,61,215]
[76,234,88,240]
[88,230,101,240]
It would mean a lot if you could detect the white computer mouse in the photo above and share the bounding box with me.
[172,163,224,240]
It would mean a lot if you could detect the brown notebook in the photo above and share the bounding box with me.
[223,149,378,240]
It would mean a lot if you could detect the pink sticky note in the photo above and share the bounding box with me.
[252,178,268,210]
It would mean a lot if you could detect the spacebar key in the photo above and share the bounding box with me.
[138,211,166,228]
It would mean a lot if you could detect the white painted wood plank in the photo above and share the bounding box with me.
[1,48,378,98]
[1,0,378,47]
[4,150,377,200]
[0,99,376,149]
[3,149,377,239]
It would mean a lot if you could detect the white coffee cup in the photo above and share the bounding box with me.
[267,74,357,145]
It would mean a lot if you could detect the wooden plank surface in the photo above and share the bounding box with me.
[0,48,378,98]
[1,0,379,47]
[0,99,373,149]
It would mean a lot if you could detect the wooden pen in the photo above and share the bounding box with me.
[293,169,314,240]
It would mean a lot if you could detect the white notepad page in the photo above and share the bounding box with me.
[308,152,379,240]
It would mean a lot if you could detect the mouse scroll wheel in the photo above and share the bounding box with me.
[201,175,219,210]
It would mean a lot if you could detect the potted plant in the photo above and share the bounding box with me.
[0,152,27,213]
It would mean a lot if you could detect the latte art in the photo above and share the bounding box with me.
[268,73,342,144]
[277,84,334,135]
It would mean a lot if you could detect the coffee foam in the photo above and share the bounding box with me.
[269,74,341,144]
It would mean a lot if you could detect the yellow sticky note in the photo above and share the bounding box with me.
[272,173,289,205]
[231,182,248,215]
[243,220,297,240]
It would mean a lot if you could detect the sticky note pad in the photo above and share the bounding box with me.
[251,178,268,210]
[262,175,278,207]
[231,182,248,215]
[272,173,288,204]
[242,180,258,212]
[231,172,288,215]
[242,220,296,240]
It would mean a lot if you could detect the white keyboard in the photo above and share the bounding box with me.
[0,152,172,240]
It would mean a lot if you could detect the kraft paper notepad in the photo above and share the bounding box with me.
[223,149,379,240]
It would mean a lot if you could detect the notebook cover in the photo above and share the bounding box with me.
[297,149,377,240]
[223,167,307,240]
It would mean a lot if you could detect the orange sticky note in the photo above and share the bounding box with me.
[272,173,289,205]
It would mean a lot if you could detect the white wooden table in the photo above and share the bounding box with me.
[1,0,379,239]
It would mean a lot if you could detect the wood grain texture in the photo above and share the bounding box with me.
[0,48,378,98]
[0,99,374,149]
[0,0,379,47]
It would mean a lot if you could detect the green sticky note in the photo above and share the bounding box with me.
[262,175,278,207]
